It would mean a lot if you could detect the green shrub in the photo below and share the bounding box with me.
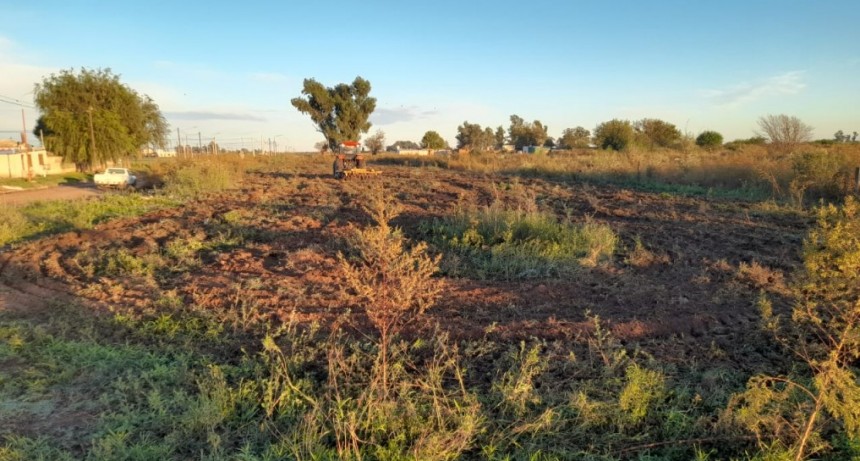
[618,364,666,426]
[493,342,546,418]
[0,207,31,246]
[262,331,481,461]
[730,197,860,459]
[789,150,843,202]
[696,131,724,149]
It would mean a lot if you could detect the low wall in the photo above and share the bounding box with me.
[0,150,76,179]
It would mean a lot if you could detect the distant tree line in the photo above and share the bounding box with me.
[833,130,858,143]
[286,77,834,156]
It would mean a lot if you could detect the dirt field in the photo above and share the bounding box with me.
[0,160,810,372]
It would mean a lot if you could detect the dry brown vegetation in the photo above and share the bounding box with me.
[382,143,860,204]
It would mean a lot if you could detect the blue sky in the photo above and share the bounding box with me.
[1,0,858,151]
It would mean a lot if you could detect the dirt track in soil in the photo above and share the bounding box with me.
[0,161,811,371]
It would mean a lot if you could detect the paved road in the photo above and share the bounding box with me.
[0,183,102,206]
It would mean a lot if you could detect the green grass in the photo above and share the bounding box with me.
[592,177,772,200]
[0,302,756,461]
[0,172,90,190]
[0,194,179,247]
[0,156,256,247]
[422,206,618,279]
[0,300,258,461]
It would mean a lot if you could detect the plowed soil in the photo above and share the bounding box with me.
[0,161,810,371]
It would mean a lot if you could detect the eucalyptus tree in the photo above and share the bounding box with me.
[455,122,495,151]
[291,76,376,150]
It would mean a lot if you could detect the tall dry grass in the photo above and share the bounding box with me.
[377,143,860,202]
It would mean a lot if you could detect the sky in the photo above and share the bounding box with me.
[1,0,858,151]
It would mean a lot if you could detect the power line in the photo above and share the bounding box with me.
[0,94,35,109]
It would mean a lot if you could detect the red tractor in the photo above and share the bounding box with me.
[332,141,381,179]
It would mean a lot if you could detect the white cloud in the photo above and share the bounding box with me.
[165,110,266,122]
[701,71,806,107]
[371,105,439,125]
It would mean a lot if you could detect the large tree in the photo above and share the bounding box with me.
[558,126,591,149]
[420,131,446,149]
[33,68,168,169]
[756,114,813,148]
[634,118,681,148]
[508,115,548,150]
[455,122,495,152]
[594,119,634,151]
[389,140,421,151]
[494,126,506,150]
[291,76,376,150]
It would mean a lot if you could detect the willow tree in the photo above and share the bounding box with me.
[291,76,376,150]
[33,68,168,170]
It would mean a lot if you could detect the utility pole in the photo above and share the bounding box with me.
[22,108,31,181]
[87,106,97,169]
[176,127,182,157]
[855,166,860,195]
[20,108,27,146]
[198,132,202,155]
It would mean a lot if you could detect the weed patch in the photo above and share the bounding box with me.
[423,206,618,279]
[0,194,178,246]
[164,160,242,199]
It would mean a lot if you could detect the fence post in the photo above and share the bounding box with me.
[856,166,860,195]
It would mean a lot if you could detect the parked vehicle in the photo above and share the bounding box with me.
[94,168,137,189]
